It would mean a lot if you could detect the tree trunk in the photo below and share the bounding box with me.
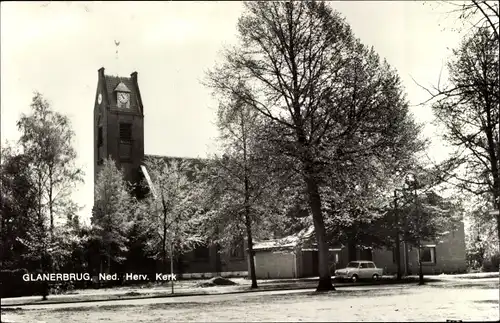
[419,261,424,285]
[241,111,258,289]
[41,252,49,300]
[0,213,4,268]
[304,172,334,291]
[215,243,222,274]
[170,238,174,294]
[161,196,168,273]
[479,81,500,255]
[395,236,402,280]
[347,240,357,262]
[245,212,258,289]
[177,253,185,278]
[492,180,500,257]
[49,168,54,240]
[394,191,402,280]
[417,241,424,285]
[244,162,258,289]
[48,173,55,274]
[107,248,111,274]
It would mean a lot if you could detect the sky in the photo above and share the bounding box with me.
[1,1,468,224]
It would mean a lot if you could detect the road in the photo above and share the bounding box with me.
[2,278,498,322]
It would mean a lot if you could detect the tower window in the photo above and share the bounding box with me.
[97,126,103,164]
[98,127,103,146]
[119,123,132,142]
[119,123,132,161]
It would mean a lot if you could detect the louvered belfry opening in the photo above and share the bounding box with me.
[119,122,132,161]
[97,126,104,164]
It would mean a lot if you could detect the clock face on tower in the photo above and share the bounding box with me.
[97,93,102,104]
[117,92,129,105]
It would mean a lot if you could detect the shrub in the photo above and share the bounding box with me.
[0,268,42,298]
[482,252,500,272]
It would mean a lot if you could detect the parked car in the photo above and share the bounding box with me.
[334,260,383,282]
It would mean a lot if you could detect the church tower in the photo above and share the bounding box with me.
[94,67,145,198]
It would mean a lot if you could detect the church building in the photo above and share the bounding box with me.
[93,67,247,278]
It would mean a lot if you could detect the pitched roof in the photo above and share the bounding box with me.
[144,154,208,169]
[141,154,208,183]
[253,226,315,251]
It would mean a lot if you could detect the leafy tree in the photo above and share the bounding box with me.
[0,145,39,270]
[399,173,462,284]
[15,92,83,282]
[140,157,205,275]
[466,198,498,269]
[1,92,83,299]
[420,23,499,252]
[123,201,157,273]
[206,1,422,291]
[91,157,134,273]
[200,95,288,288]
[466,233,487,270]
[16,92,83,241]
[438,0,499,41]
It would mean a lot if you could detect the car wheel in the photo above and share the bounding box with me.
[372,274,379,281]
[351,274,358,283]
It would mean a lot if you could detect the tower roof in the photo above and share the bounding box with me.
[114,81,131,93]
[97,67,143,115]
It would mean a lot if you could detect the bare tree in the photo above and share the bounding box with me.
[438,1,499,40]
[418,19,499,252]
